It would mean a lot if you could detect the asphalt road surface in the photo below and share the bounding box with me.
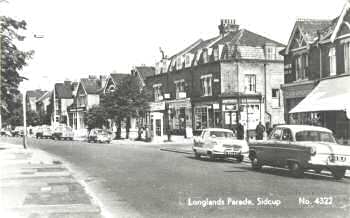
[1,136,350,218]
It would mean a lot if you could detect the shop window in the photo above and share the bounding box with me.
[272,88,280,108]
[195,107,208,130]
[200,75,212,96]
[244,74,256,93]
[329,47,336,76]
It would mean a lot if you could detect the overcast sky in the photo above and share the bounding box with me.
[1,0,346,90]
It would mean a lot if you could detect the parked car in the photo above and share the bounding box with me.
[0,128,13,137]
[249,125,350,179]
[12,126,24,137]
[193,128,249,162]
[52,126,74,140]
[36,126,53,139]
[88,128,112,143]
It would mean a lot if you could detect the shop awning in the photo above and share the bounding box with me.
[289,75,350,119]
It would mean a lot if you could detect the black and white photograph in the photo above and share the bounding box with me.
[0,0,349,217]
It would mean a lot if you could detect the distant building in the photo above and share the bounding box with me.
[26,89,47,112]
[69,76,107,130]
[52,81,74,128]
[146,19,285,140]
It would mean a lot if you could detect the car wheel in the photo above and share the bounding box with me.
[251,156,262,170]
[207,152,215,161]
[332,168,346,180]
[237,155,244,163]
[289,162,304,178]
[194,151,201,159]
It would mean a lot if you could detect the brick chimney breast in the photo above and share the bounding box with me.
[218,19,239,36]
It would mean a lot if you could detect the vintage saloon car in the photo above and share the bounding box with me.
[249,125,350,179]
[193,128,249,162]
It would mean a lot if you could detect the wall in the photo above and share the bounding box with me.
[87,95,100,110]
[191,62,221,98]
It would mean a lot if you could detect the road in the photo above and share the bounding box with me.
[1,136,349,218]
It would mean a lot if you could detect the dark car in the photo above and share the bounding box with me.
[249,125,350,179]
[12,126,24,137]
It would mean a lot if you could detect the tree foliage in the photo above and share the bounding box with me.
[101,75,152,138]
[84,105,108,131]
[27,110,42,126]
[1,16,34,126]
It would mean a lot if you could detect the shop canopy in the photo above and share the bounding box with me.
[289,75,350,119]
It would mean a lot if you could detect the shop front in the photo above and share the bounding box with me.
[193,101,221,135]
[167,98,192,138]
[289,75,350,145]
[147,101,166,142]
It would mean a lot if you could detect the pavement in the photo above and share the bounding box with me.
[0,142,103,218]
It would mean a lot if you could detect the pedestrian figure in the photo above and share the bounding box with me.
[237,122,244,140]
[255,122,265,140]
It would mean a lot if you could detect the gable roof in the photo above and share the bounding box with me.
[26,89,47,99]
[80,78,102,95]
[330,2,350,42]
[55,83,72,99]
[35,91,51,103]
[110,73,128,85]
[134,66,155,80]
[284,19,333,54]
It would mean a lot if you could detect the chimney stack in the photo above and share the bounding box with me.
[218,19,240,36]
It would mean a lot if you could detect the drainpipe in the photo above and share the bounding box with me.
[264,63,272,125]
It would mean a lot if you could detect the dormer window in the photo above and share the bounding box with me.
[295,54,308,81]
[202,50,208,63]
[329,47,336,76]
[176,56,182,70]
[213,48,219,61]
[266,47,276,60]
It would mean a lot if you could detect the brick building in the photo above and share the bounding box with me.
[146,19,285,140]
[280,2,350,144]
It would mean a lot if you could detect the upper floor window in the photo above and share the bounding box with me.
[266,47,275,60]
[272,88,280,108]
[344,43,350,74]
[329,47,336,76]
[244,74,256,93]
[200,74,212,96]
[202,50,209,63]
[174,80,185,99]
[176,57,182,70]
[295,54,308,81]
[213,48,219,61]
[153,84,163,101]
[185,55,190,67]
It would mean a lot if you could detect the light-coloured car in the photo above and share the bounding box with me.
[52,126,74,141]
[193,128,249,162]
[249,125,350,179]
[88,129,112,143]
[36,125,53,139]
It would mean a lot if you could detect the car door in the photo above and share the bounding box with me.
[275,128,293,166]
[261,128,283,165]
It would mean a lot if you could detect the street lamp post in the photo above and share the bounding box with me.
[22,89,27,148]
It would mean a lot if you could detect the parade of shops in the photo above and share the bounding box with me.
[144,19,285,140]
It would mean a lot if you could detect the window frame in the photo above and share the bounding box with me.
[329,47,336,76]
[244,74,256,93]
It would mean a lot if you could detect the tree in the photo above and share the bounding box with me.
[27,110,42,126]
[101,75,152,139]
[1,16,34,127]
[84,105,108,131]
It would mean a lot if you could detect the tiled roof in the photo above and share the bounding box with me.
[110,73,128,85]
[55,83,73,99]
[134,67,155,80]
[26,89,47,99]
[80,78,101,95]
[35,91,51,102]
[213,29,285,47]
[295,19,333,43]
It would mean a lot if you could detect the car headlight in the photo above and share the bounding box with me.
[310,146,317,156]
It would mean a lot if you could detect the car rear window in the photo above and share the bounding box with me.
[210,131,234,138]
[295,131,335,143]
